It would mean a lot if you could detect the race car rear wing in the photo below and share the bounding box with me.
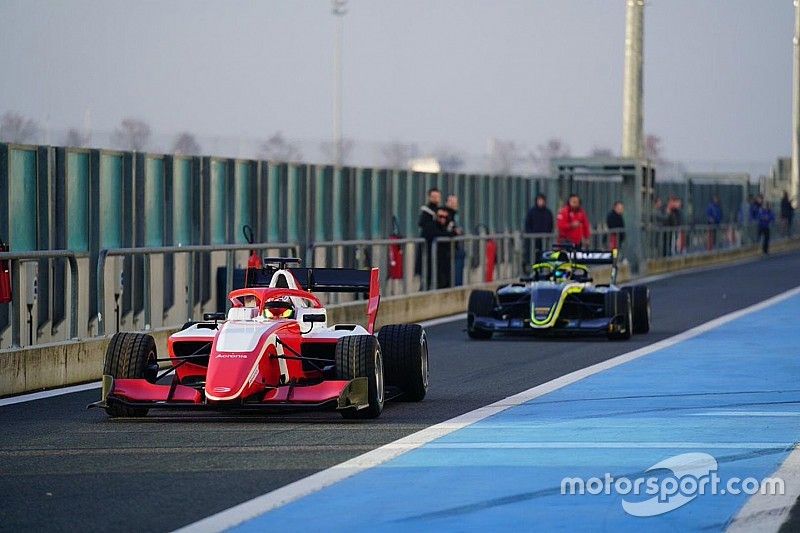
[245,260,381,332]
[539,248,619,284]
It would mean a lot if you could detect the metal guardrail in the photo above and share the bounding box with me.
[96,243,300,336]
[2,222,794,350]
[430,233,518,290]
[644,223,756,259]
[0,250,84,348]
[308,238,427,299]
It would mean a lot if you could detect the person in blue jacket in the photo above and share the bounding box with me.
[705,196,723,250]
[706,196,723,225]
[757,202,776,255]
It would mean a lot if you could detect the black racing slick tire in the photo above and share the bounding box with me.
[623,285,651,334]
[607,292,633,341]
[378,324,429,402]
[102,332,159,417]
[335,335,384,419]
[467,290,496,340]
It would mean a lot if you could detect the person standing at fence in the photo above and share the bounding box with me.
[757,202,776,254]
[524,194,554,264]
[606,201,625,250]
[416,188,441,289]
[780,191,794,237]
[435,207,456,288]
[444,195,465,286]
[705,195,723,250]
[556,194,591,248]
[665,196,684,255]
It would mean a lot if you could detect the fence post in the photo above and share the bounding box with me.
[67,255,79,340]
[96,249,108,336]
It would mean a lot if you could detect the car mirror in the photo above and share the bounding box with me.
[203,312,226,322]
[302,313,326,323]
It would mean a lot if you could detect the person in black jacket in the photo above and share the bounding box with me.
[524,194,554,265]
[780,191,794,237]
[416,188,441,289]
[434,207,456,288]
[444,195,465,286]
[606,201,625,249]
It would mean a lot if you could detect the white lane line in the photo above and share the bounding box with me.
[419,442,795,449]
[418,313,466,328]
[727,445,800,532]
[176,284,800,533]
[0,381,100,407]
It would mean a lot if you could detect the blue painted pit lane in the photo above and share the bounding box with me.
[232,291,800,532]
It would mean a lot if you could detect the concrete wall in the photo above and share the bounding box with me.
[2,239,798,398]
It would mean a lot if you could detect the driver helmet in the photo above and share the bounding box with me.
[263,297,295,320]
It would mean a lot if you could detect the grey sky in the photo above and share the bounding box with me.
[0,0,794,171]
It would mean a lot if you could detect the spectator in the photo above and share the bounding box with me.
[757,202,776,254]
[653,196,669,257]
[435,207,455,288]
[706,195,723,225]
[748,195,764,244]
[444,195,466,286]
[652,197,668,226]
[416,187,441,289]
[780,191,794,237]
[524,193,554,263]
[606,201,625,249]
[705,195,722,250]
[665,196,684,255]
[749,194,763,223]
[556,194,591,248]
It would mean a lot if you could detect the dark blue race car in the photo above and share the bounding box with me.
[467,247,650,341]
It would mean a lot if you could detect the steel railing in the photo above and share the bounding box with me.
[308,238,427,300]
[430,233,519,290]
[2,222,796,350]
[0,250,84,348]
[96,243,300,335]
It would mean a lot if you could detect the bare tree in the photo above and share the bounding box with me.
[112,118,151,151]
[488,138,519,175]
[589,146,615,158]
[0,112,41,144]
[381,141,418,169]
[320,138,354,166]
[63,128,90,148]
[259,131,303,162]
[434,146,465,172]
[530,138,571,173]
[644,134,663,163]
[172,132,201,156]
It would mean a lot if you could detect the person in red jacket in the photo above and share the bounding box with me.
[556,194,591,248]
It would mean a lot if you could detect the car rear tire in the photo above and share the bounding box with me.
[378,324,429,402]
[607,292,633,341]
[467,290,495,340]
[335,335,384,419]
[623,285,651,334]
[102,332,159,417]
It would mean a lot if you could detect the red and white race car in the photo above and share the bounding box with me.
[91,258,428,419]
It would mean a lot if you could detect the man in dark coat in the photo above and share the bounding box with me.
[444,195,465,286]
[416,188,441,289]
[524,194,554,264]
[780,191,794,237]
[606,201,625,249]
[434,207,456,289]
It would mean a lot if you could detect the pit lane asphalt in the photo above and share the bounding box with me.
[1,251,799,532]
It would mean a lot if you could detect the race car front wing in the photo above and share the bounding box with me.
[88,374,371,412]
